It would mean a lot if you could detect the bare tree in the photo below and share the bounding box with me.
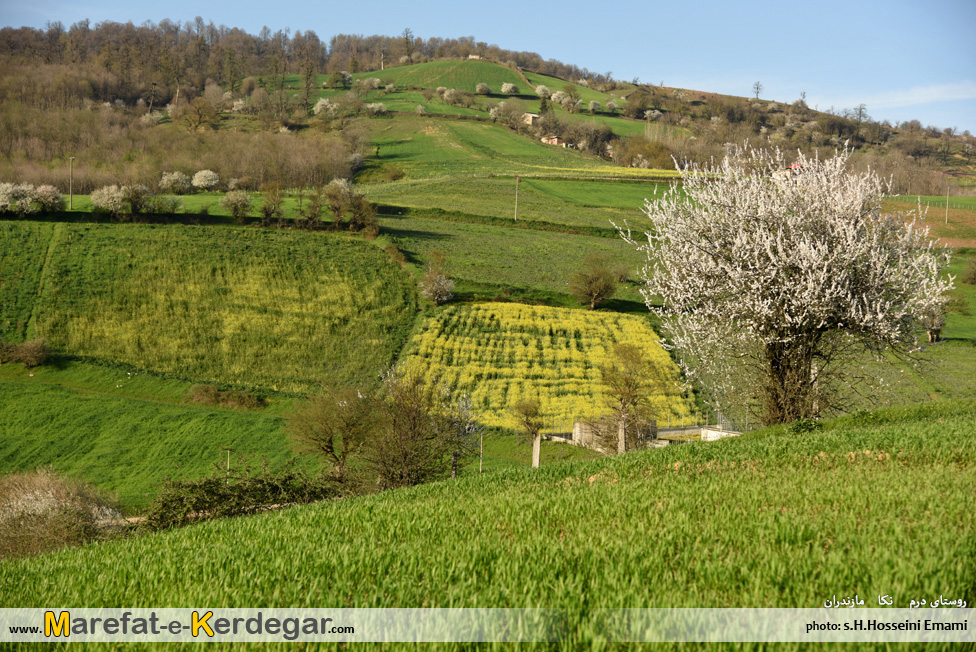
[287,387,377,481]
[752,81,763,99]
[621,146,953,426]
[569,253,618,309]
[514,398,545,468]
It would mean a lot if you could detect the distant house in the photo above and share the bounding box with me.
[540,133,566,147]
[522,113,539,126]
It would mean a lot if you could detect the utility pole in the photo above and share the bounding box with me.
[514,176,520,221]
[946,186,950,225]
[68,156,75,210]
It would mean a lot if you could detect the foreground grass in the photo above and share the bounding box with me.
[2,401,973,650]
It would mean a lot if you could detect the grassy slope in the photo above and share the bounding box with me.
[0,382,292,509]
[365,176,674,230]
[377,214,646,301]
[352,60,526,94]
[0,365,597,509]
[0,222,417,393]
[2,401,973,650]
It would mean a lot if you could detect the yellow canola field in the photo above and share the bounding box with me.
[402,302,694,431]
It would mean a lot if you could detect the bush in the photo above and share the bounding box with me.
[569,253,618,309]
[787,417,823,435]
[34,185,64,212]
[159,171,192,194]
[220,190,253,223]
[961,261,976,285]
[420,271,455,305]
[476,83,491,95]
[192,169,220,191]
[501,83,519,95]
[90,184,127,217]
[0,182,38,217]
[142,461,340,531]
[187,384,266,410]
[0,468,122,558]
[0,338,50,368]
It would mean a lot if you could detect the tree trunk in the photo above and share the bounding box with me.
[617,419,626,454]
[451,451,458,479]
[531,433,541,468]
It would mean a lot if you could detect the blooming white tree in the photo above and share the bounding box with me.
[535,85,551,99]
[621,146,953,426]
[159,171,191,194]
[192,170,219,191]
[501,82,518,95]
[0,183,37,216]
[475,83,491,95]
[90,185,127,217]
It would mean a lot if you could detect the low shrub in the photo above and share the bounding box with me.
[0,467,123,558]
[142,461,340,531]
[961,261,976,285]
[187,384,266,410]
[788,417,823,434]
[0,338,50,368]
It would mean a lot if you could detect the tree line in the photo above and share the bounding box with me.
[0,21,595,110]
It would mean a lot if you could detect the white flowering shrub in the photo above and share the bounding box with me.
[623,146,953,426]
[90,185,127,217]
[606,99,619,113]
[420,271,455,306]
[550,91,568,104]
[415,104,426,115]
[139,111,163,126]
[232,99,247,113]
[535,85,551,99]
[364,103,387,116]
[220,190,252,223]
[476,83,491,95]
[192,170,219,191]
[159,171,191,194]
[589,101,601,113]
[0,183,38,216]
[34,185,64,212]
[442,89,458,105]
[501,83,518,95]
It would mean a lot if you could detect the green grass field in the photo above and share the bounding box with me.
[377,214,646,302]
[1,222,417,392]
[365,176,676,230]
[2,400,972,650]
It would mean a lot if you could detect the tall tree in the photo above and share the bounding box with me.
[623,146,952,426]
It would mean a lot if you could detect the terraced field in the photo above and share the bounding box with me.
[1,222,417,392]
[401,302,693,430]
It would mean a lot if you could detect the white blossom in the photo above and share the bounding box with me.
[620,146,953,425]
[192,169,219,191]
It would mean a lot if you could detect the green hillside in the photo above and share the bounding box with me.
[352,59,526,94]
[3,401,973,649]
[0,382,291,508]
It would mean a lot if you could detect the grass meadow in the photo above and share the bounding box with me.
[2,400,972,650]
[401,303,693,430]
[365,176,676,230]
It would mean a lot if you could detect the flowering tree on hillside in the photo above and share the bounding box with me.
[621,146,953,426]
